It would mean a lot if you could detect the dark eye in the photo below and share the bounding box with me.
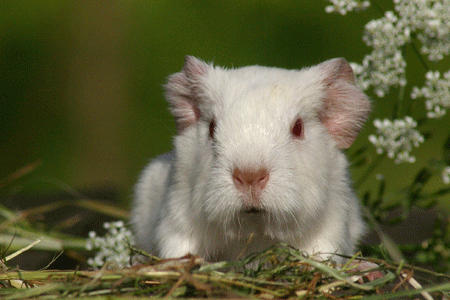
[209,118,216,139]
[291,118,304,139]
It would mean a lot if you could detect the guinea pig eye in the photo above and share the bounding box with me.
[209,118,216,139]
[291,118,304,139]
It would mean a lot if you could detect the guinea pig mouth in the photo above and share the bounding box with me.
[243,207,265,214]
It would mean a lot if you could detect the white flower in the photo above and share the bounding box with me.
[375,173,385,181]
[353,49,407,97]
[394,0,450,61]
[363,11,410,52]
[442,166,450,184]
[411,70,450,118]
[350,11,409,96]
[86,220,135,269]
[369,117,424,164]
[332,0,450,95]
[325,0,370,15]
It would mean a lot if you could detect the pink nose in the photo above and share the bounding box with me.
[232,167,269,194]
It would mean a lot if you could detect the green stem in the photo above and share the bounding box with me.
[404,38,430,115]
[409,37,430,71]
[355,153,386,189]
[394,83,405,118]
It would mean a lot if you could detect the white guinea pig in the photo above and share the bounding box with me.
[131,56,370,263]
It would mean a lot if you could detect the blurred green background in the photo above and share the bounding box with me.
[1,0,449,212]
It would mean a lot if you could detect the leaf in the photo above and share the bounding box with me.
[443,134,450,165]
[422,199,438,209]
[431,187,450,197]
[349,145,368,159]
[351,157,368,168]
[362,191,371,207]
[371,176,386,211]
[408,168,433,202]
[421,131,433,140]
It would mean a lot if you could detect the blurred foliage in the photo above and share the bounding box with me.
[1,0,448,201]
[0,0,372,198]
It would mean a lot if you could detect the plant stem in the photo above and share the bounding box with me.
[393,83,405,118]
[409,37,430,71]
[355,153,386,189]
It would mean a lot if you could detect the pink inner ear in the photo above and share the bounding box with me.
[171,97,201,131]
[319,58,370,149]
[321,109,355,149]
[184,56,208,81]
[164,56,210,131]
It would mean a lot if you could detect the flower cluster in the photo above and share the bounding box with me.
[411,70,450,118]
[352,11,409,97]
[86,220,135,269]
[394,0,450,61]
[368,117,425,164]
[325,0,370,15]
[329,0,450,97]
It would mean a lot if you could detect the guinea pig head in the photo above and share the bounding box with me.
[164,56,370,233]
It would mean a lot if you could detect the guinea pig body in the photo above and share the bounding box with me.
[131,56,370,263]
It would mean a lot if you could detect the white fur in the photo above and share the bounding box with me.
[131,56,370,263]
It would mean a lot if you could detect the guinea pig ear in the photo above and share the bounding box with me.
[317,58,371,149]
[164,56,210,131]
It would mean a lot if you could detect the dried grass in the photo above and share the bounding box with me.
[1,241,450,299]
